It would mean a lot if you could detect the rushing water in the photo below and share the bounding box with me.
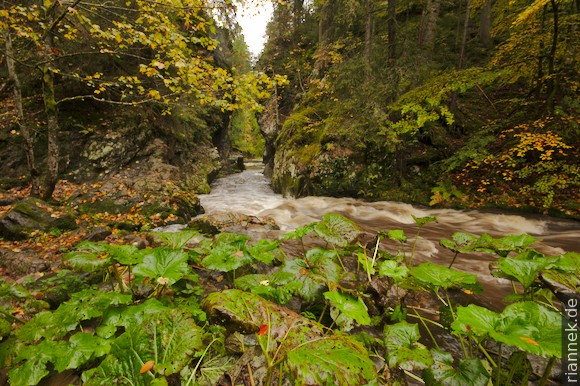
[198,162,580,309]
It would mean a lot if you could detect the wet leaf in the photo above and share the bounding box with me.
[150,230,202,249]
[246,239,281,263]
[384,321,433,371]
[439,232,478,253]
[314,213,362,248]
[323,290,371,325]
[378,260,409,282]
[451,301,561,357]
[285,335,377,385]
[412,215,438,228]
[201,244,253,272]
[133,248,190,285]
[281,223,316,240]
[234,273,300,304]
[280,248,341,301]
[424,350,491,386]
[473,233,537,257]
[409,262,481,292]
[387,229,407,243]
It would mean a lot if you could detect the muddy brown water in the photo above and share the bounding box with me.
[197,162,580,311]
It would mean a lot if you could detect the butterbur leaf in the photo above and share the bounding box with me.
[133,248,190,284]
[387,229,407,242]
[234,273,300,304]
[412,215,438,228]
[451,302,561,357]
[323,290,371,325]
[246,239,281,263]
[57,332,112,371]
[409,262,480,292]
[150,230,202,249]
[64,242,112,271]
[439,232,478,253]
[384,321,432,370]
[280,248,341,301]
[473,233,536,257]
[213,232,250,249]
[285,335,377,385]
[103,244,142,265]
[378,260,409,282]
[314,213,362,248]
[281,223,316,240]
[424,350,491,386]
[201,244,253,272]
[383,321,421,349]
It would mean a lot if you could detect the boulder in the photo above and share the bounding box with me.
[189,211,279,235]
[0,198,77,240]
[0,249,51,275]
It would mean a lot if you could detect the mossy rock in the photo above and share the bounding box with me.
[0,198,77,240]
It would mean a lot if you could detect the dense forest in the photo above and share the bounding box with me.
[0,1,579,385]
[258,0,579,217]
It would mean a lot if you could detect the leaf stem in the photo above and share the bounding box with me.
[411,308,440,350]
[538,357,556,386]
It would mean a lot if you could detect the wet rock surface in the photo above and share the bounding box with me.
[0,198,77,240]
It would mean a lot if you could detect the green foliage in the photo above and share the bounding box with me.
[424,351,491,386]
[384,321,434,371]
[323,290,371,326]
[280,247,341,301]
[1,214,574,385]
[451,301,562,357]
[285,335,377,385]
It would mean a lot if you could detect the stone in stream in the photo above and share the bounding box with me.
[189,211,279,235]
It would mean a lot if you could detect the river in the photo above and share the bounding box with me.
[197,162,580,309]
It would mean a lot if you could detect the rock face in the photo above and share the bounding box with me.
[0,198,77,240]
[272,141,365,198]
[259,97,281,178]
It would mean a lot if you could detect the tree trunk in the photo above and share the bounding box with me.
[458,0,472,70]
[40,32,60,200]
[313,0,334,75]
[545,0,559,113]
[364,0,375,82]
[479,0,493,47]
[387,0,397,63]
[419,0,441,55]
[4,30,41,197]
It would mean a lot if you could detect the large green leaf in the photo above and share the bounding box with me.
[150,230,202,249]
[201,244,253,272]
[314,213,362,248]
[280,247,341,301]
[133,248,191,284]
[285,335,377,385]
[323,290,371,325]
[413,215,438,228]
[473,233,537,257]
[281,222,316,240]
[64,241,112,271]
[387,229,407,243]
[17,290,132,342]
[246,239,282,263]
[83,308,203,385]
[409,262,480,292]
[493,250,559,289]
[378,260,409,282]
[439,232,478,253]
[384,321,433,371]
[424,350,491,386]
[451,301,561,357]
[234,272,300,304]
